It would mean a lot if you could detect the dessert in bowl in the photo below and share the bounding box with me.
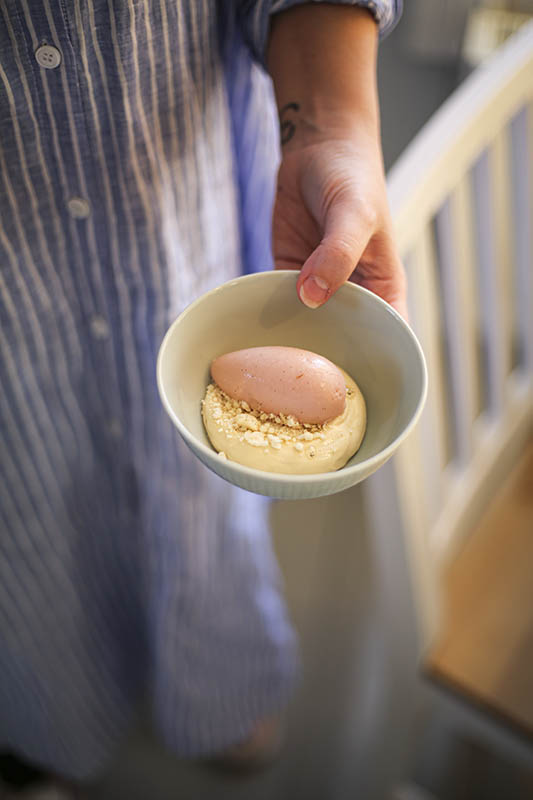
[157,270,427,499]
[201,346,367,475]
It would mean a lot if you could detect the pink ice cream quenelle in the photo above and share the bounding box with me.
[210,346,346,425]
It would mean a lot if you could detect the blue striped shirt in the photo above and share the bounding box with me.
[0,0,400,778]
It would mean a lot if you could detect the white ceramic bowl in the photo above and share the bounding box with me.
[157,271,427,499]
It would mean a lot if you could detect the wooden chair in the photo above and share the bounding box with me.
[269,22,533,799]
[383,17,533,646]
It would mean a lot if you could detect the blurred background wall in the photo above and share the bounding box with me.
[379,0,533,168]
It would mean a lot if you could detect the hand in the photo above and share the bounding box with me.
[272,129,407,319]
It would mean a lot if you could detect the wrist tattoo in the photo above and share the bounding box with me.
[279,101,300,145]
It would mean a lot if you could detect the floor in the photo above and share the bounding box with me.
[411,724,533,800]
[427,439,533,736]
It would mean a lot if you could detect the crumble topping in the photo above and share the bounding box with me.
[202,382,337,457]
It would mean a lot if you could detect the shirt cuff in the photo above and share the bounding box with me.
[238,0,403,67]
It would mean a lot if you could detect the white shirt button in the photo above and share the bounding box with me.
[35,44,62,70]
[89,315,110,340]
[67,197,91,219]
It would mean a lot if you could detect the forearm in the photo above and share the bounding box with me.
[266,4,380,147]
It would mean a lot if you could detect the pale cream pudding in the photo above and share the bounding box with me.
[202,365,366,475]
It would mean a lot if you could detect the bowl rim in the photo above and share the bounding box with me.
[156,271,428,486]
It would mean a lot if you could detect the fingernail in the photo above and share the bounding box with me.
[299,275,330,309]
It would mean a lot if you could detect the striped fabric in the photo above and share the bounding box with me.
[0,0,401,780]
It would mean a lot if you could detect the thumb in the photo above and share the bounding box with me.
[296,196,373,308]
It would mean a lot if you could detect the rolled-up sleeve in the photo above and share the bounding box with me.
[237,1,403,66]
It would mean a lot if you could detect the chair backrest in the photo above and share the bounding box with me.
[383,21,533,644]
